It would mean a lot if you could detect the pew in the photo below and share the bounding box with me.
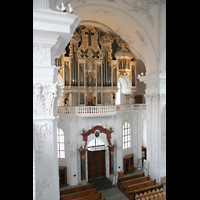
[61,188,98,200]
[127,179,156,196]
[161,176,166,184]
[131,183,163,200]
[118,172,145,188]
[72,192,105,200]
[121,175,150,192]
[134,188,166,200]
[60,183,95,196]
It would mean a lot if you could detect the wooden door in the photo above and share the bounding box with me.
[88,150,105,179]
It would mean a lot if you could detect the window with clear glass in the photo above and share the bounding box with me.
[123,122,131,150]
[88,138,105,147]
[57,128,65,159]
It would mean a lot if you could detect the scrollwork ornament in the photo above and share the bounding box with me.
[33,83,62,118]
[33,120,52,162]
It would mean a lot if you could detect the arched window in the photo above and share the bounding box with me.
[57,128,65,159]
[123,122,131,150]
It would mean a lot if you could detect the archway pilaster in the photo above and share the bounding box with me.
[138,73,166,183]
[33,7,81,200]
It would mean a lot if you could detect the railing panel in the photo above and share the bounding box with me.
[57,104,145,114]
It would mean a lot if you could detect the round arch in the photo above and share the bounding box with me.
[72,3,158,75]
[118,76,132,94]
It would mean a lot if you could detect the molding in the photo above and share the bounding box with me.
[33,8,81,58]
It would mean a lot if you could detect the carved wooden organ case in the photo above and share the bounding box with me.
[55,25,137,106]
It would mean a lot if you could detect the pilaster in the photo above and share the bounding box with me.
[33,7,80,200]
[138,73,166,183]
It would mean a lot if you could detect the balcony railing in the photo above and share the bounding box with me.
[57,104,146,115]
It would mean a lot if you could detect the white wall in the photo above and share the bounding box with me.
[57,109,146,185]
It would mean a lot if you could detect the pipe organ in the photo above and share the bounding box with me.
[55,25,137,106]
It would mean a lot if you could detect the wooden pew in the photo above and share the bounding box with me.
[121,175,150,192]
[161,176,166,184]
[61,188,98,200]
[60,183,95,196]
[118,172,145,188]
[131,184,163,200]
[126,179,156,199]
[135,188,166,200]
[72,192,105,200]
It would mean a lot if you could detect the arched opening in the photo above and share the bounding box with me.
[135,59,146,104]
[115,76,132,105]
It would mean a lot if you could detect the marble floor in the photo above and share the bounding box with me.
[60,167,166,200]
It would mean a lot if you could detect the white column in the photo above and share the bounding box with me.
[138,73,166,183]
[33,7,81,200]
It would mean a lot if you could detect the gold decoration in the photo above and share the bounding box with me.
[117,70,131,80]
[81,156,85,160]
[86,72,96,80]
[80,63,84,72]
[65,61,69,69]
[110,152,114,155]
[103,92,111,102]
[87,92,93,99]
[79,26,101,60]
[99,32,114,45]
[97,64,101,74]
[112,64,117,72]
[87,46,93,60]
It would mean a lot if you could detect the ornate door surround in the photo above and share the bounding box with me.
[78,125,116,183]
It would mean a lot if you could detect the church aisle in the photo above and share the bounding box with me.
[101,187,129,200]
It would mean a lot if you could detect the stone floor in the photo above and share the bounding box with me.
[60,167,166,200]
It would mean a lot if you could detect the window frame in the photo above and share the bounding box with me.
[57,128,65,159]
[123,122,131,150]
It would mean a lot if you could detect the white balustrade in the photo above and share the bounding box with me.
[57,104,146,115]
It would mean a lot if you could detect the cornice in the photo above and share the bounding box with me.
[33,8,81,58]
[138,73,166,83]
[33,9,80,32]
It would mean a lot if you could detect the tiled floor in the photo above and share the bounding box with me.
[60,167,166,200]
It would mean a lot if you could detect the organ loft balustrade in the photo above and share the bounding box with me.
[57,104,146,115]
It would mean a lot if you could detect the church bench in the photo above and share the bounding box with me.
[118,172,145,188]
[130,184,163,200]
[60,183,95,196]
[161,176,166,184]
[61,188,98,200]
[126,179,156,198]
[72,192,105,200]
[135,191,166,200]
[121,175,150,192]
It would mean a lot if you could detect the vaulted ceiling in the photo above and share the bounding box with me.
[54,0,166,75]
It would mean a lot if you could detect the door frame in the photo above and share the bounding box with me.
[85,147,110,182]
[79,125,114,183]
[87,149,106,180]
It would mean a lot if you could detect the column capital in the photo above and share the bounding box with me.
[138,73,166,95]
[33,83,62,119]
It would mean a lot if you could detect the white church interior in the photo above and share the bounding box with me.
[33,0,166,200]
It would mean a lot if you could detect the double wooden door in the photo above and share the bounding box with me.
[88,150,105,179]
